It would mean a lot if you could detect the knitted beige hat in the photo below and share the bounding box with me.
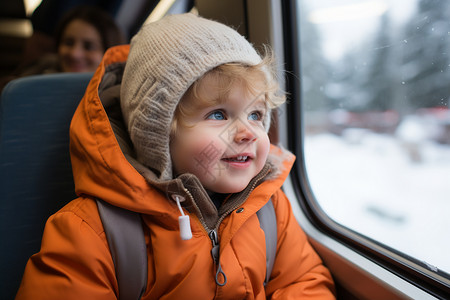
[120,13,263,181]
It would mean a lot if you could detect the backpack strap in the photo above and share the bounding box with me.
[96,197,276,297]
[256,198,277,286]
[96,199,147,300]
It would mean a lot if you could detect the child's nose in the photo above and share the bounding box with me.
[234,123,257,143]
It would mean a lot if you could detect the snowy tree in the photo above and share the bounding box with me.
[363,14,396,111]
[401,0,450,109]
[297,4,330,112]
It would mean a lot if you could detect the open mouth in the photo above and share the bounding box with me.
[222,155,251,162]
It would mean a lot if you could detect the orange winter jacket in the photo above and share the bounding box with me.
[15,45,335,300]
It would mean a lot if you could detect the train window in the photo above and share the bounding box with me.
[296,0,450,280]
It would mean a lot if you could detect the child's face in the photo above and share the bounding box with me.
[170,77,270,194]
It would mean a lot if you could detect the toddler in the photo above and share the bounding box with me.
[16,13,335,299]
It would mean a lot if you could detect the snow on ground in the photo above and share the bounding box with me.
[304,130,450,274]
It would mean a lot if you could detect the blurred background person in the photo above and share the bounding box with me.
[20,0,156,66]
[1,5,125,89]
[54,5,125,73]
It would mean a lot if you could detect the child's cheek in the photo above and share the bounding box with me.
[190,139,224,169]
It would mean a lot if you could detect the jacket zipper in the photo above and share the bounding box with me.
[208,166,271,287]
[183,166,271,288]
[209,229,227,286]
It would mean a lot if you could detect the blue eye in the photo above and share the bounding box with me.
[207,110,225,120]
[249,111,263,121]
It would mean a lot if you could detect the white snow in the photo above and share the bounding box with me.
[304,128,450,274]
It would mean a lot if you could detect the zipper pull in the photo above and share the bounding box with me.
[209,230,227,286]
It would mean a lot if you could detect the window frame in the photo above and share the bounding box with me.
[279,0,450,298]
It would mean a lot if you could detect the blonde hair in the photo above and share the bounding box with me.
[171,48,285,136]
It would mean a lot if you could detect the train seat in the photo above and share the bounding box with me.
[0,72,92,299]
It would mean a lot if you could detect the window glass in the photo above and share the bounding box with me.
[298,0,450,274]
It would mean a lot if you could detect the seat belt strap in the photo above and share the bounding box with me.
[96,199,147,300]
[256,198,277,286]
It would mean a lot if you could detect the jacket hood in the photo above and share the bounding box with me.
[120,13,263,181]
[70,45,295,220]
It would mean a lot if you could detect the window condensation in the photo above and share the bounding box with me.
[298,0,450,275]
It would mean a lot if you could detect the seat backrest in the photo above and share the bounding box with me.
[0,72,92,299]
